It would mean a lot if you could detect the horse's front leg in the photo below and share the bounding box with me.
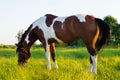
[50,43,58,69]
[45,42,51,69]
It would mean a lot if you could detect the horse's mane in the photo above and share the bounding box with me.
[20,24,33,44]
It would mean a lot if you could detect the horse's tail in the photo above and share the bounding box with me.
[95,18,111,51]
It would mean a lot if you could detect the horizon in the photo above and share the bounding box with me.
[0,0,120,45]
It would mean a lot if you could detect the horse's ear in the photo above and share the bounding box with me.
[15,43,18,47]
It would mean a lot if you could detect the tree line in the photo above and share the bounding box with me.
[15,15,120,48]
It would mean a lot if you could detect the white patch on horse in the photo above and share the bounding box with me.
[32,16,63,43]
[75,14,86,22]
[90,55,97,73]
[54,61,58,69]
[89,63,93,72]
[25,35,29,44]
[52,17,66,29]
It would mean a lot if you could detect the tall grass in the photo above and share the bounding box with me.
[0,47,119,80]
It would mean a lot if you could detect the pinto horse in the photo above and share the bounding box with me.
[16,14,111,73]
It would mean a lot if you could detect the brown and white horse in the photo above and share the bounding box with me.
[16,14,111,73]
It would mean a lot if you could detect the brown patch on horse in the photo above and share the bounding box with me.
[48,38,58,44]
[53,16,80,43]
[53,15,97,44]
[85,15,95,21]
[32,26,46,44]
[49,43,56,61]
[45,14,57,27]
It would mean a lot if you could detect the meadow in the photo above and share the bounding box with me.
[0,47,120,80]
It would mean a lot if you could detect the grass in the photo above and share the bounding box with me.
[0,47,120,80]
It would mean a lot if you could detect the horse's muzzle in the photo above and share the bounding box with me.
[18,62,26,65]
[18,59,29,65]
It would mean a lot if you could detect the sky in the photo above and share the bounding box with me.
[0,0,120,45]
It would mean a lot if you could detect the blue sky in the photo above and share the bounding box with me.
[0,0,120,44]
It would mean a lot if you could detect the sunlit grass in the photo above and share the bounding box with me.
[0,47,119,80]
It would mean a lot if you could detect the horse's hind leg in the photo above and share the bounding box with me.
[49,43,58,69]
[86,45,97,73]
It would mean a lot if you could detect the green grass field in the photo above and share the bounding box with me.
[0,47,120,80]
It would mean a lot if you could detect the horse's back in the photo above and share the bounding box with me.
[32,14,98,43]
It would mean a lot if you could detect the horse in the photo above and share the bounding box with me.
[16,14,111,73]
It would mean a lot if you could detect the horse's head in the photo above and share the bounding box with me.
[16,41,30,65]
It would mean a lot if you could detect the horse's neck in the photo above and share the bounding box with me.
[22,30,35,49]
[27,39,37,49]
[27,32,38,49]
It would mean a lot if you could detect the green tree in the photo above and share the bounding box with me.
[16,29,24,42]
[115,24,120,44]
[104,15,120,45]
